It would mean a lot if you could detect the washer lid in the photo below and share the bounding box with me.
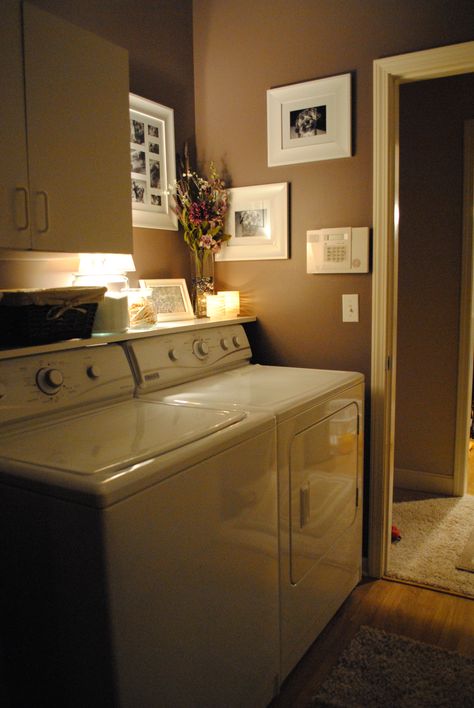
[155,365,363,418]
[0,400,245,476]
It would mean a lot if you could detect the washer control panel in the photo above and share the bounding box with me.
[128,324,251,391]
[0,344,135,426]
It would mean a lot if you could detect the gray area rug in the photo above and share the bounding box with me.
[312,625,474,707]
[388,495,474,597]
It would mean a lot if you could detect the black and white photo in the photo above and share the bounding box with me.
[131,179,146,203]
[130,118,145,144]
[131,150,146,174]
[235,208,267,238]
[149,160,160,189]
[290,105,326,138]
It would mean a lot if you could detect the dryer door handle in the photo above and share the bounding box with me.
[300,485,310,528]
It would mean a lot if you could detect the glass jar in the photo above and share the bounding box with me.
[123,288,157,329]
[190,249,214,318]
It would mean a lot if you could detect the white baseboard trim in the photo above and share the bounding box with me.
[394,467,453,495]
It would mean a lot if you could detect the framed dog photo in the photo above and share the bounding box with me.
[139,279,194,321]
[267,73,351,166]
[215,182,288,261]
[130,94,177,230]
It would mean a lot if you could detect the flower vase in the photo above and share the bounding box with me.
[190,249,214,317]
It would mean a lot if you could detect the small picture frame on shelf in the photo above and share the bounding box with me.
[139,278,194,321]
[267,73,351,166]
[130,94,177,230]
[216,182,288,261]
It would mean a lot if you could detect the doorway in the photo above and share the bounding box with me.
[394,78,474,499]
[368,41,474,580]
[386,87,474,598]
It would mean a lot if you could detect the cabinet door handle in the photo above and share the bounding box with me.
[300,485,311,528]
[36,190,50,233]
[15,187,30,231]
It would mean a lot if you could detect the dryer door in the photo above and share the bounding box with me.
[289,402,359,585]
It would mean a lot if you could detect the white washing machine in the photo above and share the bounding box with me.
[127,323,364,682]
[0,341,279,707]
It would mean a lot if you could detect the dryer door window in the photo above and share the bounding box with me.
[289,402,359,585]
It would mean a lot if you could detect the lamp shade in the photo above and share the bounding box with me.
[77,253,136,275]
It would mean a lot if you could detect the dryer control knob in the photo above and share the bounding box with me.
[168,348,179,362]
[232,335,242,348]
[193,339,209,358]
[36,367,64,395]
[87,365,101,379]
[220,338,230,351]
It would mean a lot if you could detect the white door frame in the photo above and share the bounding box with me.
[454,119,474,496]
[368,41,474,578]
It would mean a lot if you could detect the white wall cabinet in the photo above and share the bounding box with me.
[0,1,133,254]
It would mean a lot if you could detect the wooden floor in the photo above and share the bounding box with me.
[270,448,474,706]
[270,578,474,707]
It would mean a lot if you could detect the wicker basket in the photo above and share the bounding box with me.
[0,287,106,346]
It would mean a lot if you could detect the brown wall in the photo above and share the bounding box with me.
[395,74,474,482]
[193,0,474,384]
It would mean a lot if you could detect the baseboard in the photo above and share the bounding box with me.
[362,556,369,577]
[394,467,453,495]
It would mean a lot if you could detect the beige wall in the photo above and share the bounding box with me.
[193,0,474,383]
[395,74,474,484]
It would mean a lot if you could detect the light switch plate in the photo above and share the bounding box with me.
[342,294,359,322]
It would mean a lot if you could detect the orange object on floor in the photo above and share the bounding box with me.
[391,525,402,543]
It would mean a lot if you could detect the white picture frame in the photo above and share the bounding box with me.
[139,278,194,321]
[216,182,289,262]
[267,73,351,166]
[130,94,177,230]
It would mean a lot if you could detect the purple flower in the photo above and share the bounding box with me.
[189,200,211,225]
[199,234,215,249]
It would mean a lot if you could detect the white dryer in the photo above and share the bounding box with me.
[127,323,364,681]
[0,341,279,707]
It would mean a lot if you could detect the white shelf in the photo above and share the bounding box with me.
[0,315,256,360]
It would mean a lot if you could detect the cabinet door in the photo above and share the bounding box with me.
[23,2,133,254]
[0,0,31,249]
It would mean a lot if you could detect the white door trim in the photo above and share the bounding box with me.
[454,120,474,496]
[369,41,474,578]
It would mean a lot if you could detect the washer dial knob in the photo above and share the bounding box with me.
[168,348,179,362]
[193,339,209,359]
[232,335,242,349]
[36,367,64,395]
[87,365,101,379]
[220,338,230,351]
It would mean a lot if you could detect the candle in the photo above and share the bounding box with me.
[218,290,240,317]
[206,293,226,318]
